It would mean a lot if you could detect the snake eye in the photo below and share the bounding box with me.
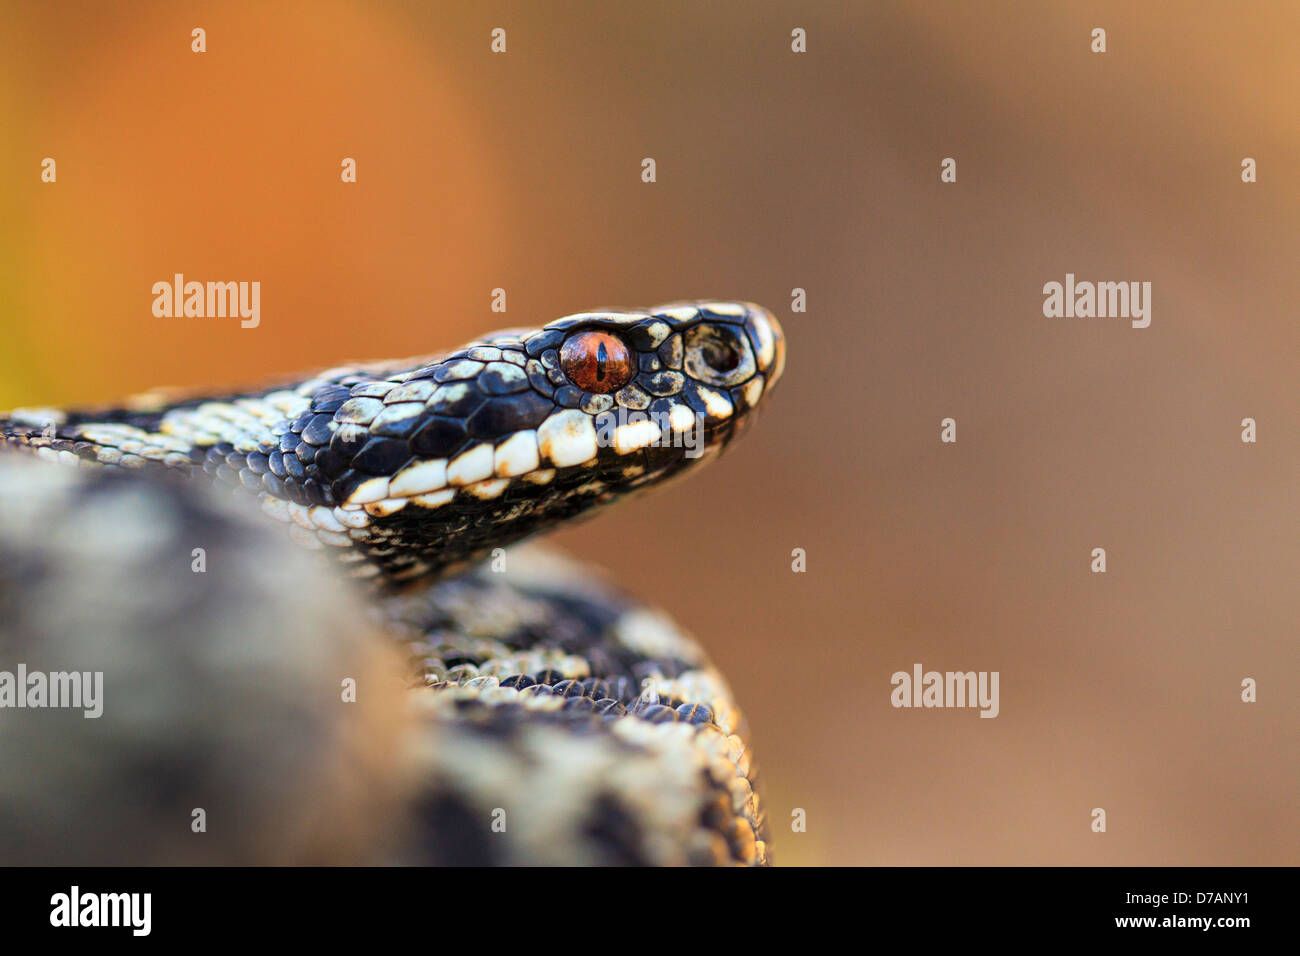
[559,331,635,394]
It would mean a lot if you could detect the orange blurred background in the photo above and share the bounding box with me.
[1,1,1295,865]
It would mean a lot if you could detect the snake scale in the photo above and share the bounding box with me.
[0,301,785,866]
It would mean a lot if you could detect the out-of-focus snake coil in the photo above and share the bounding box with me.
[0,302,785,866]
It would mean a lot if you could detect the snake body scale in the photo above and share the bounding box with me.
[0,301,785,866]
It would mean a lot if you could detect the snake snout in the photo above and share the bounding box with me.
[683,302,784,417]
[742,303,785,389]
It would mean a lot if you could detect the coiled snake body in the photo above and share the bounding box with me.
[0,301,784,866]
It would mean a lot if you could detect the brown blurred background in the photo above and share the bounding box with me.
[1,1,1295,865]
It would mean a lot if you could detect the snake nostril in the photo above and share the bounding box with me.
[683,324,753,387]
[701,338,741,373]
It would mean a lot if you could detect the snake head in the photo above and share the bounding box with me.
[259,302,785,584]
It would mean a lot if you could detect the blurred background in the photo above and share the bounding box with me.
[1,1,1295,864]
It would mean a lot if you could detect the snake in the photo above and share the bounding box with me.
[0,300,785,866]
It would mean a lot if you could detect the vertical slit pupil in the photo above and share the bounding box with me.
[596,341,608,381]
